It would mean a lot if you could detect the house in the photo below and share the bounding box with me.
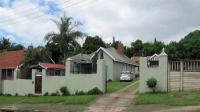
[131,56,140,75]
[68,43,138,81]
[31,62,65,95]
[91,43,138,81]
[0,50,33,95]
[0,50,66,95]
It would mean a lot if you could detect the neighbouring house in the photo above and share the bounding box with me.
[31,63,65,95]
[67,43,138,81]
[0,50,66,95]
[64,43,138,94]
[91,43,138,81]
[131,56,140,75]
[0,50,34,95]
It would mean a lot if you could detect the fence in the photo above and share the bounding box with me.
[169,60,200,91]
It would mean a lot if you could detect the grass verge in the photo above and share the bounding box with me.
[107,77,138,93]
[135,91,200,106]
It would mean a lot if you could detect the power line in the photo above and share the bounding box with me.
[0,0,75,23]
[0,0,92,26]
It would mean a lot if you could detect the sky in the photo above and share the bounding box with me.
[0,0,200,47]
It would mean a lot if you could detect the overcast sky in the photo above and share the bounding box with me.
[0,0,200,46]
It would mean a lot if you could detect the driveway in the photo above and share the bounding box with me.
[84,81,139,112]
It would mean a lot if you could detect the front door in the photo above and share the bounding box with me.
[35,75,42,94]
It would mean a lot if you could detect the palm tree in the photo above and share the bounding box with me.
[44,15,84,62]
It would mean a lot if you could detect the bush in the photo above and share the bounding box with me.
[75,91,86,95]
[146,77,157,93]
[4,94,12,96]
[43,92,49,96]
[60,86,70,96]
[27,94,35,97]
[87,87,103,95]
[107,79,112,82]
[51,91,60,96]
[15,93,18,96]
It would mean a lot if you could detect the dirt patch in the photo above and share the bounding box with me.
[84,81,139,112]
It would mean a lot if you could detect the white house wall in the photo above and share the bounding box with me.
[65,59,106,94]
[2,68,34,95]
[139,55,168,93]
[41,69,67,95]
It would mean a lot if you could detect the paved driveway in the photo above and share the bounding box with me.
[84,81,139,112]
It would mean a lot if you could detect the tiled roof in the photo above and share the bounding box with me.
[101,47,138,66]
[0,50,26,69]
[131,56,140,62]
[69,53,92,63]
[39,62,65,69]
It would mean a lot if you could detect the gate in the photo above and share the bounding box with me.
[168,60,200,91]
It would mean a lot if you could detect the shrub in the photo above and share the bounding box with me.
[4,94,12,96]
[87,87,103,95]
[43,92,49,96]
[60,86,70,96]
[15,93,18,96]
[27,94,35,97]
[75,91,86,95]
[51,91,60,96]
[146,77,157,93]
[108,79,112,82]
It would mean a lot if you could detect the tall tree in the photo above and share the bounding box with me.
[131,39,143,56]
[176,30,200,59]
[44,15,84,63]
[82,35,106,54]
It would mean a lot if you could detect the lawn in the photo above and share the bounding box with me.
[135,91,200,106]
[107,77,138,93]
[0,95,97,105]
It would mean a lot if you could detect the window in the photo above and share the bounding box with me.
[70,62,96,74]
[17,68,32,79]
[147,60,159,67]
[100,51,104,59]
[47,69,65,76]
[1,69,14,80]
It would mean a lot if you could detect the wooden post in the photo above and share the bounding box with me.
[180,61,183,91]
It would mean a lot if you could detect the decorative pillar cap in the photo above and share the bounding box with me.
[160,48,167,56]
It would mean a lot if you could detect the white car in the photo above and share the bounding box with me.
[120,71,133,81]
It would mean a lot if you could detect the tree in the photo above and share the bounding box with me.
[176,30,200,59]
[131,39,143,56]
[111,40,121,49]
[82,36,106,54]
[165,41,179,59]
[0,37,24,52]
[22,46,51,67]
[44,15,84,63]
[0,37,11,50]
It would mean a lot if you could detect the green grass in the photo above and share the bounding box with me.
[135,91,200,106]
[0,95,97,105]
[107,77,138,93]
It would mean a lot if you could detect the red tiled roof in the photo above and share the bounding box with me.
[0,50,26,69]
[131,56,140,62]
[39,62,65,69]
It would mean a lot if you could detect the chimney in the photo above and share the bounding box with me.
[117,42,124,55]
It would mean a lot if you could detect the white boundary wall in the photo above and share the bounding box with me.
[139,54,168,93]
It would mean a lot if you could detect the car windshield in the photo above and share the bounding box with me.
[122,71,131,74]
[122,74,128,76]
